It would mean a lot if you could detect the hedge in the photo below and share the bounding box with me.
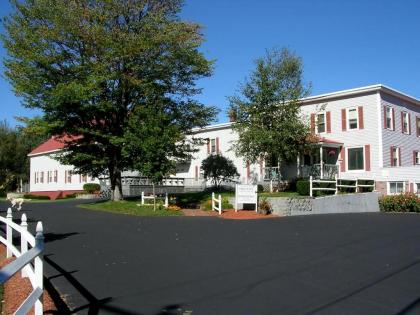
[83,183,101,194]
[23,194,50,200]
[379,193,420,213]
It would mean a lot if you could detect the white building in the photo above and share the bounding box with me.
[28,84,420,197]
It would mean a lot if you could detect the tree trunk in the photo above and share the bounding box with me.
[110,167,123,201]
[277,158,281,192]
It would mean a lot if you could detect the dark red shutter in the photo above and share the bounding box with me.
[216,137,220,154]
[410,183,414,193]
[417,117,420,137]
[365,144,370,171]
[341,109,347,131]
[414,151,417,165]
[383,106,387,129]
[390,147,394,167]
[326,111,331,133]
[340,147,346,172]
[310,114,315,134]
[195,166,198,180]
[358,106,364,129]
[392,108,395,130]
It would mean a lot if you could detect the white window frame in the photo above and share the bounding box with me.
[385,106,393,130]
[415,151,420,165]
[316,112,326,134]
[47,171,53,183]
[54,170,58,183]
[387,181,405,195]
[402,111,410,134]
[415,183,420,195]
[392,147,400,167]
[35,172,38,184]
[346,146,365,172]
[210,138,216,154]
[347,107,359,130]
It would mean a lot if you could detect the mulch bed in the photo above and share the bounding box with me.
[182,208,278,219]
[0,246,58,314]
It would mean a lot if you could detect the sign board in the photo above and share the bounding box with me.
[235,184,258,212]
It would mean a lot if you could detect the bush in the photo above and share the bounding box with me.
[83,183,101,194]
[23,194,50,200]
[296,180,310,196]
[379,193,420,213]
[257,184,264,193]
[258,197,272,215]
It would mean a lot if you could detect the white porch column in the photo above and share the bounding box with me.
[320,146,324,179]
[297,154,301,177]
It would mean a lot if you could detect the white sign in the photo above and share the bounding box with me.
[235,184,258,212]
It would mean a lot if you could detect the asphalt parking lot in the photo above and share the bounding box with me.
[2,200,420,315]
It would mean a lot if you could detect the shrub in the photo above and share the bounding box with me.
[379,193,420,213]
[296,180,310,196]
[258,197,272,215]
[83,183,101,194]
[257,184,264,193]
[23,194,50,200]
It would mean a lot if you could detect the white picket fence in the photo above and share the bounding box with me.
[310,176,375,197]
[141,191,169,207]
[211,192,222,215]
[0,208,44,315]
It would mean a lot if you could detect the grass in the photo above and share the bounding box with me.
[174,190,234,210]
[79,200,183,216]
[259,191,300,197]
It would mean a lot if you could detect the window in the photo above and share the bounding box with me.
[35,172,38,184]
[65,170,72,184]
[415,151,420,165]
[347,147,364,171]
[54,170,58,183]
[417,117,420,137]
[389,182,405,195]
[210,138,216,153]
[385,107,393,129]
[416,183,420,194]
[391,147,400,167]
[40,171,44,183]
[402,112,410,134]
[316,113,325,133]
[47,171,53,183]
[348,108,358,130]
[80,174,87,183]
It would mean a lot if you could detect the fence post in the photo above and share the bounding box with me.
[356,179,359,193]
[164,193,169,208]
[141,191,144,205]
[335,174,338,195]
[34,222,44,315]
[212,192,215,211]
[6,208,12,258]
[218,194,222,215]
[21,213,28,277]
[309,176,313,198]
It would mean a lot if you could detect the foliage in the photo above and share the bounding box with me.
[258,197,272,215]
[80,200,183,216]
[259,191,300,197]
[0,120,45,193]
[83,183,101,194]
[296,180,310,196]
[228,47,313,173]
[201,154,239,187]
[174,190,234,210]
[257,184,264,193]
[23,194,50,200]
[2,0,216,201]
[379,193,420,213]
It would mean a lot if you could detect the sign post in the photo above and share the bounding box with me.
[235,184,258,212]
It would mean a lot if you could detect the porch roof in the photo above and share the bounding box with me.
[317,137,343,148]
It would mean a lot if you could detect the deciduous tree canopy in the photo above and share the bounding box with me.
[2,0,217,200]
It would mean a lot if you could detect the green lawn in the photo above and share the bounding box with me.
[79,200,183,216]
[260,191,300,197]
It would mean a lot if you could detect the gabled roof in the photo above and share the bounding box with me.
[28,135,80,156]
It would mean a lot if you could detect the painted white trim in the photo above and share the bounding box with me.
[28,148,63,157]
[315,111,326,134]
[376,92,384,168]
[346,146,365,172]
[402,111,410,134]
[387,181,406,195]
[346,107,360,131]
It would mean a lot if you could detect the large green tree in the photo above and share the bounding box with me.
[2,0,217,200]
[228,48,313,180]
[201,154,239,187]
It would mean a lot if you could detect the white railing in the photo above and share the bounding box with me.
[0,208,44,315]
[301,163,338,179]
[310,176,375,197]
[141,192,169,207]
[212,192,222,215]
[122,176,185,187]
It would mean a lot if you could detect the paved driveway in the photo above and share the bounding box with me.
[1,200,420,315]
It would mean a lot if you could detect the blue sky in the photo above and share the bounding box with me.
[1,0,420,126]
